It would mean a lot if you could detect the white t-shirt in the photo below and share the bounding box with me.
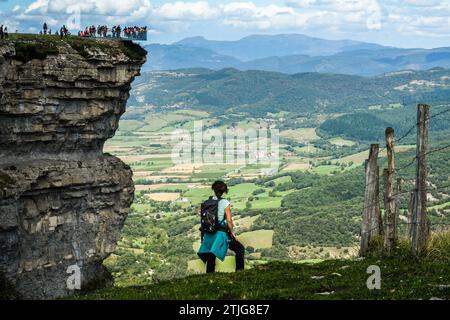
[212,196,231,222]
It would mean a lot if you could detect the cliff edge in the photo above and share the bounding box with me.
[0,35,146,299]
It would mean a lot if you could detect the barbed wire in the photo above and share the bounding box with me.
[425,143,450,157]
[361,184,450,214]
[360,107,450,190]
[363,220,450,235]
[428,107,450,121]
[395,143,450,173]
[362,205,450,235]
[358,106,450,240]
[396,159,416,172]
[374,106,450,159]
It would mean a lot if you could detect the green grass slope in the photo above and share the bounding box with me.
[74,255,450,300]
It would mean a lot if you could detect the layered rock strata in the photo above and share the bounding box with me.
[0,38,146,299]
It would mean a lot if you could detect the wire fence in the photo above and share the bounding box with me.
[361,105,450,190]
[359,105,450,239]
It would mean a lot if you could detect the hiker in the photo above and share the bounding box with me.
[0,25,3,40]
[3,27,8,39]
[197,181,245,273]
[60,26,64,39]
[43,23,48,35]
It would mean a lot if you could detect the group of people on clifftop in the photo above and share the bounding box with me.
[41,23,69,39]
[0,25,9,40]
[78,25,147,40]
[36,22,147,41]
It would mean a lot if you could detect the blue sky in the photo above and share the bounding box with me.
[1,0,450,48]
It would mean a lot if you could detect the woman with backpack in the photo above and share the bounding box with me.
[197,181,245,273]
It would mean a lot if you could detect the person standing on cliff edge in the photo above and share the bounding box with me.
[197,181,245,273]
[0,26,4,40]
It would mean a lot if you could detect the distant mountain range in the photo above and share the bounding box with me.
[174,34,387,61]
[143,34,450,76]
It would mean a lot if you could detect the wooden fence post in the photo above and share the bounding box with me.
[412,104,430,254]
[384,128,397,252]
[375,165,383,236]
[394,178,401,241]
[383,168,388,229]
[407,192,415,240]
[360,144,381,256]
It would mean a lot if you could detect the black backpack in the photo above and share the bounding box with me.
[200,197,226,234]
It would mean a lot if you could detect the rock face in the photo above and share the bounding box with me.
[0,38,146,299]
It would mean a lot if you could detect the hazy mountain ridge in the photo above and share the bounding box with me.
[142,44,241,72]
[144,34,450,76]
[175,34,389,61]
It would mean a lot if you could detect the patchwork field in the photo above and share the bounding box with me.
[337,145,415,165]
[238,230,274,250]
[146,193,180,202]
[329,137,356,147]
[280,128,320,142]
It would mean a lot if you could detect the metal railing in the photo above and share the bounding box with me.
[79,28,147,41]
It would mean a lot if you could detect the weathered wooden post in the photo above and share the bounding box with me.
[412,104,430,254]
[383,168,388,228]
[360,144,381,256]
[407,192,415,239]
[384,128,397,252]
[375,165,383,236]
[394,178,401,240]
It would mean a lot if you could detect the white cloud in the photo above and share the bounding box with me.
[2,0,449,43]
[221,2,309,30]
[395,0,441,7]
[219,1,384,31]
[25,0,49,14]
[25,0,152,17]
[287,0,380,12]
[154,1,219,21]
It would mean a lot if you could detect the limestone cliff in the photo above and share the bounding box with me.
[0,36,146,299]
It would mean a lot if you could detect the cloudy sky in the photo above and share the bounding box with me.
[1,0,450,48]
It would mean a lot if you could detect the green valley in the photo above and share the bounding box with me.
[100,67,450,287]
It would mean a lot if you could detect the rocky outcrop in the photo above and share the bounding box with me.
[0,37,146,299]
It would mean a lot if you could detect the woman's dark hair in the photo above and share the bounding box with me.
[212,180,229,198]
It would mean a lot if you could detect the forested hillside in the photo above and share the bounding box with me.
[129,68,450,118]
